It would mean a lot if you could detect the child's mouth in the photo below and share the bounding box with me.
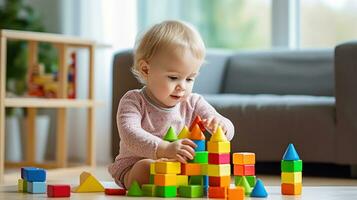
[170,95,181,100]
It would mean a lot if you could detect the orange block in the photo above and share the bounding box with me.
[154,174,176,186]
[228,186,244,200]
[208,186,227,198]
[190,124,205,140]
[209,176,231,187]
[189,115,205,132]
[233,152,255,165]
[281,183,302,195]
[234,164,255,176]
[181,163,201,176]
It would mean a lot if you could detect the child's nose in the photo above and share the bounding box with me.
[176,82,186,91]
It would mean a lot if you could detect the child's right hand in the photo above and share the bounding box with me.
[157,139,197,163]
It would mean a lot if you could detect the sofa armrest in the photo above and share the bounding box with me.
[335,42,357,164]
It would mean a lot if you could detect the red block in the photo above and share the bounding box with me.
[209,176,231,187]
[208,186,227,198]
[105,188,126,195]
[47,184,70,197]
[208,153,230,164]
[233,164,255,176]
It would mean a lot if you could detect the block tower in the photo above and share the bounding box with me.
[207,126,231,198]
[281,143,303,195]
[18,167,46,194]
[233,152,256,196]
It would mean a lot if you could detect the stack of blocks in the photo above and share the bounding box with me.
[281,143,303,195]
[18,167,46,194]
[233,152,256,196]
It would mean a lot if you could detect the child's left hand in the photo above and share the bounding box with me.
[201,117,227,134]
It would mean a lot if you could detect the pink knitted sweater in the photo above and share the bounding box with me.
[108,88,234,187]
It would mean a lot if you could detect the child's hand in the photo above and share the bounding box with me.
[166,139,197,163]
[201,117,227,134]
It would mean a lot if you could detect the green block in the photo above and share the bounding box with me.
[236,176,252,196]
[149,174,154,184]
[163,126,178,142]
[189,175,203,185]
[142,184,156,197]
[23,179,28,192]
[190,151,208,163]
[235,176,256,187]
[156,185,177,197]
[281,160,303,172]
[127,181,143,196]
[178,185,203,198]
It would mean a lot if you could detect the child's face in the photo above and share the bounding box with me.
[142,48,203,108]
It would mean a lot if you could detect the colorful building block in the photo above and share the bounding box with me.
[28,181,46,194]
[17,179,24,192]
[236,176,252,196]
[207,164,231,176]
[163,126,178,142]
[209,176,231,187]
[208,153,230,164]
[141,184,155,197]
[189,175,203,185]
[22,167,46,182]
[149,174,154,184]
[235,175,256,187]
[207,141,230,153]
[155,161,181,174]
[155,185,176,197]
[208,186,227,198]
[251,179,268,197]
[190,115,205,132]
[178,126,190,139]
[179,185,203,198]
[150,163,156,174]
[176,175,188,186]
[181,163,201,175]
[210,126,228,142]
[191,151,208,163]
[233,152,256,165]
[282,143,300,161]
[47,184,71,197]
[281,160,303,172]
[104,188,126,195]
[190,124,205,140]
[281,172,302,184]
[228,186,245,200]
[201,163,208,175]
[281,183,302,195]
[72,171,104,192]
[234,164,255,176]
[193,140,206,151]
[154,174,177,186]
[127,181,143,196]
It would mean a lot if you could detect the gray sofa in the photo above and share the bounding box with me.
[111,42,357,168]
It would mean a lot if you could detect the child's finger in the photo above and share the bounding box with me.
[182,139,197,148]
[176,154,187,163]
[178,149,194,160]
[182,144,195,157]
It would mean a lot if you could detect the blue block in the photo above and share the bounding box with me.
[27,181,46,194]
[193,140,205,151]
[251,179,268,197]
[23,167,46,182]
[203,175,208,187]
[203,186,208,197]
[282,143,300,161]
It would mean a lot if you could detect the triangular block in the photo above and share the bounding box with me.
[127,181,143,196]
[237,176,252,195]
[282,144,300,161]
[251,179,268,197]
[210,126,227,142]
[163,127,178,142]
[190,124,205,140]
[190,115,206,132]
[72,171,104,192]
[178,126,190,139]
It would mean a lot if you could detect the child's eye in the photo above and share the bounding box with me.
[186,78,194,82]
[168,76,178,80]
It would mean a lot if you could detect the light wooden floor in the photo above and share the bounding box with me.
[1,166,357,199]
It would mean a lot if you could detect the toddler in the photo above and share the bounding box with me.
[108,20,234,189]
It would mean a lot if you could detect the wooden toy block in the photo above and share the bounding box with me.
[149,174,154,184]
[189,175,203,185]
[228,186,245,200]
[208,186,227,198]
[155,185,177,197]
[209,176,231,187]
[190,151,208,163]
[28,181,46,194]
[181,163,201,175]
[22,179,27,192]
[18,179,24,192]
[251,179,268,197]
[155,161,181,174]
[208,153,230,164]
[178,126,190,139]
[233,152,256,165]
[127,181,143,196]
[234,164,255,176]
[281,172,302,184]
[190,115,205,132]
[235,175,256,187]
[281,183,302,195]
[207,141,230,153]
[150,163,156,174]
[163,126,178,142]
[104,188,126,195]
[190,124,205,140]
[236,176,252,196]
[47,184,71,197]
[281,160,303,172]
[22,167,46,182]
[203,175,209,187]
[207,164,231,176]
[154,174,177,186]
[72,171,104,192]
[193,139,206,151]
[201,163,208,175]
[210,126,228,142]
[142,184,156,197]
[176,175,188,186]
[282,143,300,161]
[178,185,203,198]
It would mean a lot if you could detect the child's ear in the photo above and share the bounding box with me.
[139,60,150,78]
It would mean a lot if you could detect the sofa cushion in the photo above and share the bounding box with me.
[204,94,336,163]
[223,50,334,96]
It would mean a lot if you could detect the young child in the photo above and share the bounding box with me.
[108,20,234,189]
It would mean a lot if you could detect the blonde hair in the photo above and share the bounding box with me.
[132,20,206,84]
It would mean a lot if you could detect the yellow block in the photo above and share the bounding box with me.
[210,126,228,142]
[232,152,255,165]
[201,163,208,175]
[155,161,181,174]
[176,175,189,186]
[281,172,302,184]
[207,164,231,176]
[18,179,24,192]
[178,126,190,139]
[154,174,177,186]
[73,171,105,192]
[150,163,156,174]
[207,141,230,153]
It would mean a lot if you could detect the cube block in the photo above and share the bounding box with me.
[28,181,46,194]
[208,153,230,164]
[142,184,156,197]
[281,160,303,172]
[233,152,255,165]
[155,185,177,197]
[235,175,256,187]
[22,167,46,182]
[181,163,201,175]
[208,186,227,198]
[209,176,231,187]
[155,161,181,174]
[228,186,245,200]
[18,179,24,192]
[281,183,302,195]
[208,164,231,176]
[178,185,203,198]
[47,184,71,197]
[150,163,156,174]
[154,174,176,186]
[207,141,230,153]
[193,140,206,151]
[281,172,302,184]
[201,163,208,175]
[190,151,208,163]
[176,175,188,186]
[189,175,203,185]
[234,164,255,176]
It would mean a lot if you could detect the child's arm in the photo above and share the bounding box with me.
[192,94,235,141]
